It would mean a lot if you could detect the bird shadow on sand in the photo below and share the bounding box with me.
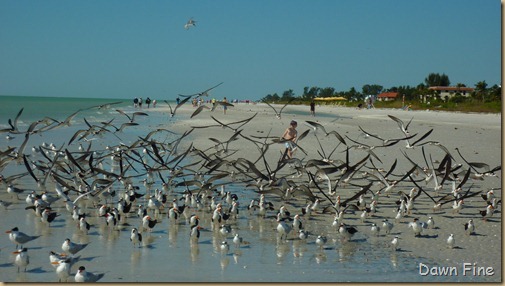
[394,249,411,253]
[27,267,49,274]
[50,223,66,228]
[79,255,101,262]
[196,240,213,245]
[417,234,438,239]
[0,262,14,268]
[451,246,464,250]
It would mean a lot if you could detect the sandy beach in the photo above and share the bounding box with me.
[167,102,502,279]
[0,100,501,282]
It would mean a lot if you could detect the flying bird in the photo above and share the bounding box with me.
[184,17,196,30]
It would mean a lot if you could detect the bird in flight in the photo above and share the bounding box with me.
[184,18,196,30]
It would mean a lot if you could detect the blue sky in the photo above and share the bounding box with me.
[0,0,501,100]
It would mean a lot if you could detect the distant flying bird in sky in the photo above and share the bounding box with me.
[184,18,196,30]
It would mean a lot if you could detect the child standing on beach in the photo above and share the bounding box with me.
[281,120,298,159]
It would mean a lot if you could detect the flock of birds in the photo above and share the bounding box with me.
[0,89,501,282]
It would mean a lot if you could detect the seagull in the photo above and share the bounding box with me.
[233,233,243,249]
[74,266,105,282]
[426,216,435,229]
[184,17,196,30]
[370,223,380,236]
[447,234,455,249]
[391,236,400,251]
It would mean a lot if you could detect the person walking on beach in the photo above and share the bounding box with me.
[152,99,157,108]
[145,97,152,108]
[176,97,180,105]
[310,100,316,117]
[281,120,298,159]
[222,97,228,114]
[139,98,143,108]
[133,97,139,108]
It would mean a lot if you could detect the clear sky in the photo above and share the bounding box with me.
[0,0,501,100]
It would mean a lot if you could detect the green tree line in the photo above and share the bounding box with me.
[261,73,501,105]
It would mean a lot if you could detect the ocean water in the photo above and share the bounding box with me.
[0,96,499,282]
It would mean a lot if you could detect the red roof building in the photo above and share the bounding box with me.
[377,92,398,101]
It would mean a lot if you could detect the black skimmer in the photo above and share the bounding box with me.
[130,228,142,248]
[464,219,476,235]
[142,215,158,232]
[338,223,358,242]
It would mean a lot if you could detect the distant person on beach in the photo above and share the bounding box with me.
[133,97,139,108]
[152,99,157,108]
[176,97,180,105]
[222,97,228,114]
[145,97,151,108]
[310,100,316,117]
[212,98,216,110]
[281,120,298,159]
[139,98,143,108]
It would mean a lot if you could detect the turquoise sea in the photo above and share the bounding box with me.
[0,96,499,282]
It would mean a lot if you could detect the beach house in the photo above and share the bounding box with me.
[377,92,398,102]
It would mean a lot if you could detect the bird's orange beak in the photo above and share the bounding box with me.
[51,261,60,265]
[12,251,20,254]
[5,230,11,233]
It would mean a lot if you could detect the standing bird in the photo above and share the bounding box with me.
[298,229,309,241]
[370,223,380,236]
[276,213,292,241]
[6,227,40,249]
[74,266,105,282]
[382,219,394,235]
[79,217,91,234]
[41,207,59,224]
[408,218,424,237]
[464,219,476,235]
[13,247,29,272]
[190,225,202,242]
[52,258,72,282]
[479,205,495,221]
[233,233,243,249]
[61,238,88,255]
[339,223,358,242]
[426,216,435,229]
[220,240,230,254]
[130,228,142,248]
[391,236,400,251]
[447,234,456,249]
[315,235,327,249]
[142,215,158,233]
